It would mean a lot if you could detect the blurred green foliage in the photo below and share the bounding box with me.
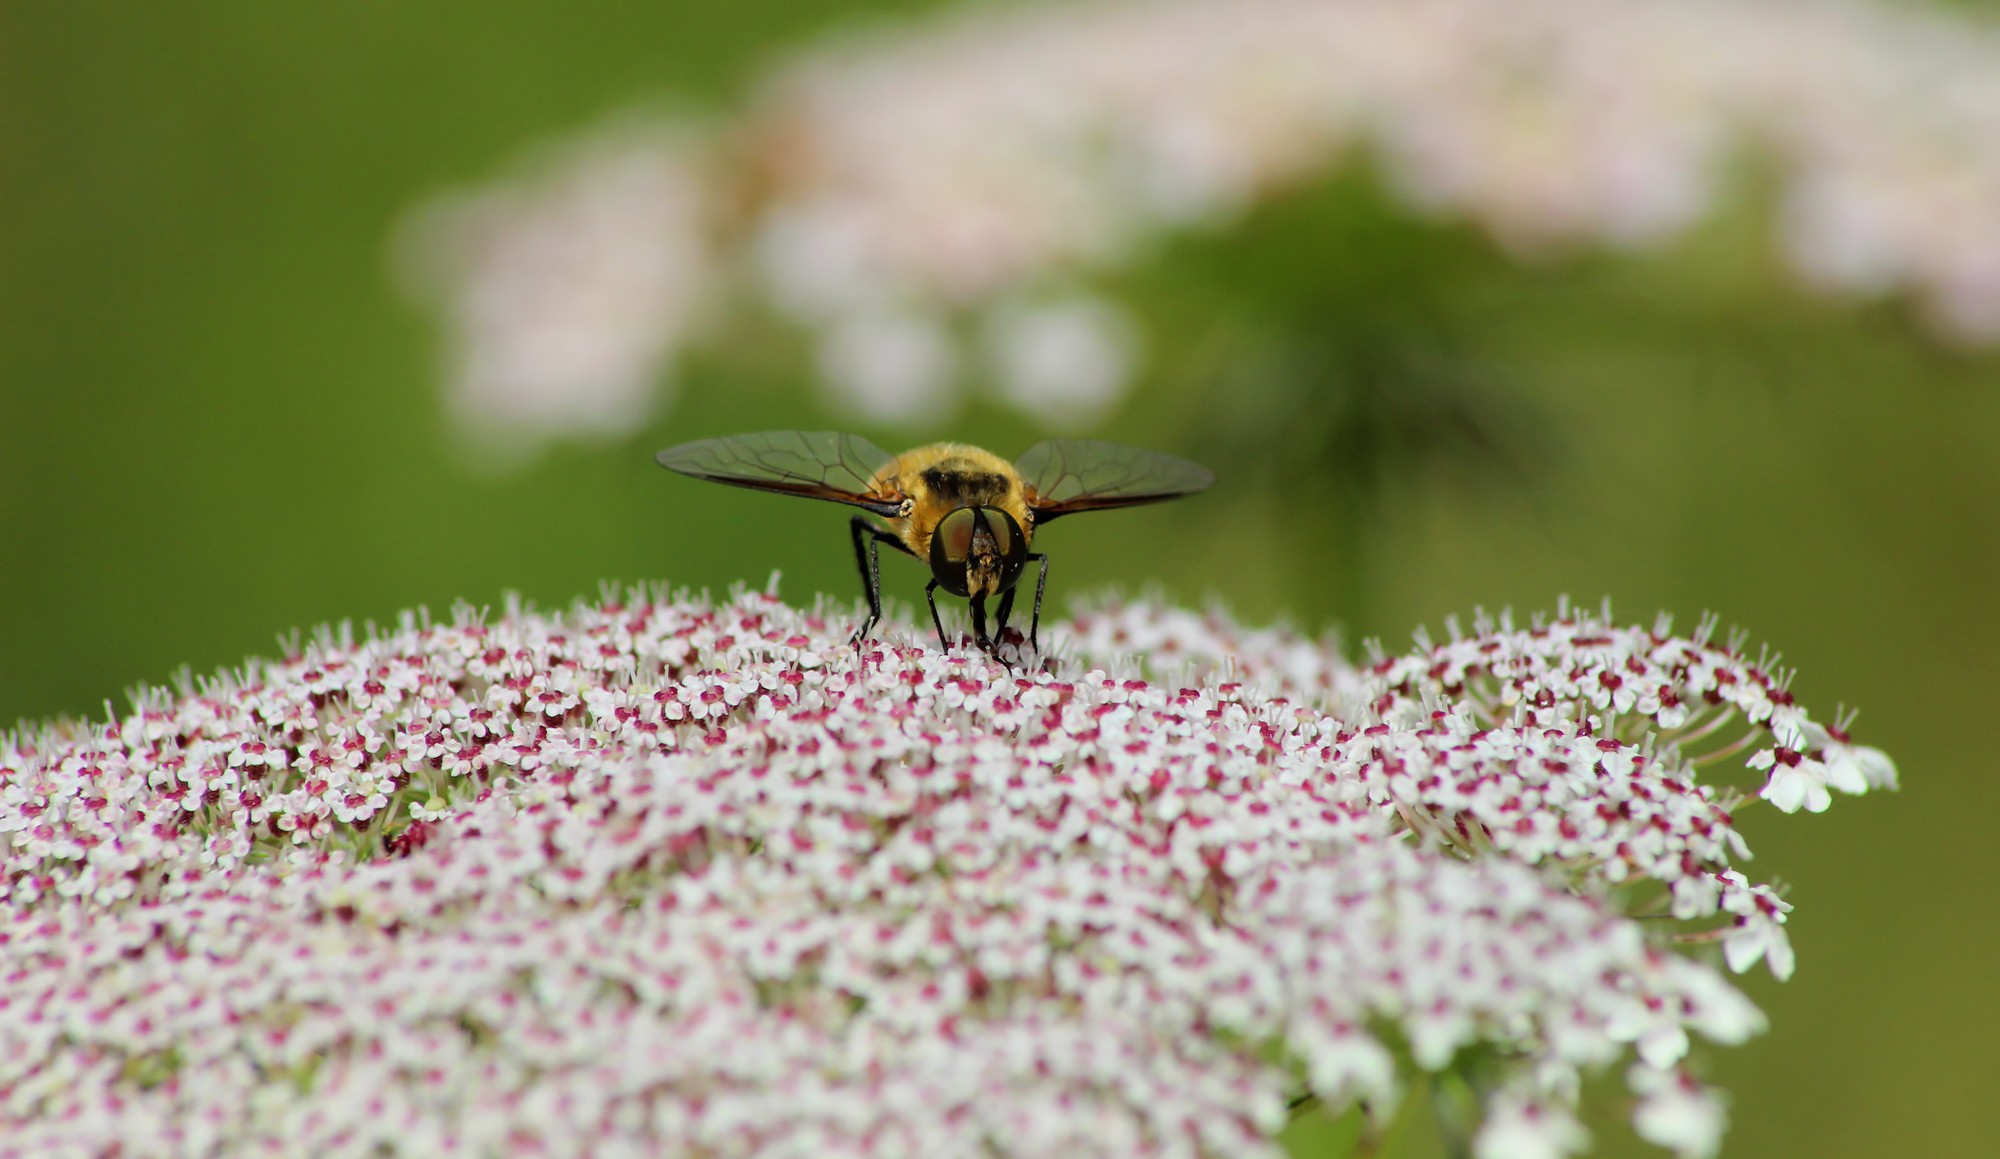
[3,3,1996,1157]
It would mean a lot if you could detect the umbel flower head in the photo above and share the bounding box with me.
[0,586,1892,1158]
[405,0,2000,454]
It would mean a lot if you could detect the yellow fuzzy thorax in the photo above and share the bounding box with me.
[871,442,1034,558]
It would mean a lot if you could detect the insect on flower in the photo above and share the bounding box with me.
[657,432,1213,655]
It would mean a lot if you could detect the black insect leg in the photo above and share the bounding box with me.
[969,594,991,652]
[994,553,1050,651]
[1025,553,1048,650]
[849,515,904,649]
[924,580,949,650]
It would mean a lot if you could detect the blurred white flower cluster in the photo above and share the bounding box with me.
[398,120,713,464]
[3,587,1890,1157]
[402,0,2000,458]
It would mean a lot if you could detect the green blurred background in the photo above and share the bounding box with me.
[2,3,1995,1156]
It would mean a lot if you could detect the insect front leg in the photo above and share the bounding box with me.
[969,594,991,651]
[1025,553,1049,650]
[924,580,949,651]
[849,515,886,648]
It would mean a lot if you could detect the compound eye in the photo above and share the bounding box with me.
[982,507,1015,558]
[987,508,1027,591]
[929,508,977,596]
[934,508,976,563]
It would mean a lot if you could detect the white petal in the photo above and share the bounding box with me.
[1474,1094,1589,1159]
[1632,1068,1728,1159]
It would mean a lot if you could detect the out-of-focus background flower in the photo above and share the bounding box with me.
[2,1,1995,1154]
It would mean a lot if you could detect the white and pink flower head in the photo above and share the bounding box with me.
[1,587,1890,1157]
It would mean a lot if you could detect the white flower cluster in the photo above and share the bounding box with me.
[1366,603,1899,813]
[397,120,713,463]
[1,588,1891,1157]
[403,0,2000,452]
[752,0,2000,337]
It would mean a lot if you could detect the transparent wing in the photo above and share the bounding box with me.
[1015,439,1215,522]
[656,431,905,515]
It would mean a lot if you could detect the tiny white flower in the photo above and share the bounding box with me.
[1630,1065,1728,1159]
[1723,912,1796,981]
[815,308,961,426]
[1751,748,1832,814]
[1474,1090,1590,1159]
[979,294,1138,429]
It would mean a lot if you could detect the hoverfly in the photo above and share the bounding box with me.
[656,432,1214,656]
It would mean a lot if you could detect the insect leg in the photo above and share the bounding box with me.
[995,585,1016,641]
[969,594,991,651]
[924,580,949,650]
[849,515,885,647]
[1025,553,1049,650]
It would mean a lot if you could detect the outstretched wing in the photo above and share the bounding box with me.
[656,431,905,516]
[1015,439,1214,523]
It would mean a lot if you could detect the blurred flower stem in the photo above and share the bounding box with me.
[1135,171,1551,635]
